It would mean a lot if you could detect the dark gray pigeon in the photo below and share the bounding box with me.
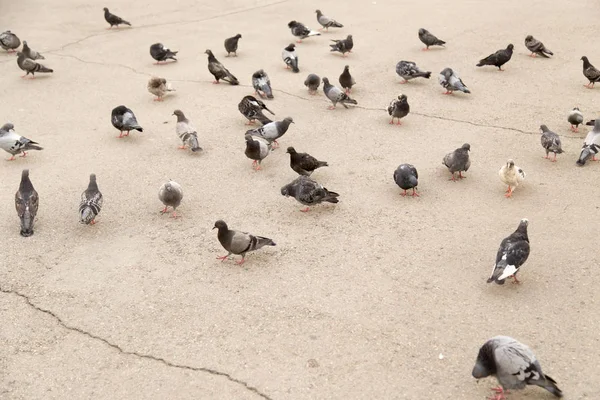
[315,10,343,31]
[245,134,271,170]
[173,110,201,152]
[205,49,238,85]
[0,123,43,160]
[17,52,53,78]
[213,220,275,265]
[15,169,39,237]
[22,41,44,60]
[472,336,563,398]
[288,21,320,42]
[396,61,431,83]
[224,34,241,56]
[111,105,143,138]
[418,28,445,50]
[281,175,339,212]
[322,77,357,109]
[539,125,563,162]
[576,119,600,166]
[330,35,353,56]
[252,69,273,99]
[0,30,20,52]
[282,44,299,73]
[438,68,470,94]
[488,219,529,284]
[476,44,514,71]
[158,180,183,218]
[150,43,177,64]
[287,147,328,176]
[103,7,131,28]
[393,164,419,197]
[568,108,583,132]
[338,65,355,93]
[238,95,274,125]
[304,73,321,94]
[443,143,471,180]
[79,174,103,225]
[247,117,294,148]
[525,35,553,58]
[581,56,600,88]
[387,94,410,125]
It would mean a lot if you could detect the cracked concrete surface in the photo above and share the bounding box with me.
[1,0,600,399]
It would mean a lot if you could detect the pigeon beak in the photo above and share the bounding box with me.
[212,226,216,230]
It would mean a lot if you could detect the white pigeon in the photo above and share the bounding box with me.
[576,118,600,166]
[499,159,525,198]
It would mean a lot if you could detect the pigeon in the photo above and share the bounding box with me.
[252,69,273,99]
[387,94,410,125]
[0,30,20,52]
[280,175,339,212]
[15,169,39,237]
[103,7,131,28]
[476,44,514,71]
[147,77,175,101]
[322,77,357,109]
[213,220,276,265]
[17,52,53,78]
[499,159,525,198]
[338,65,355,93]
[205,49,239,85]
[524,35,553,58]
[172,110,202,152]
[288,20,321,43]
[22,41,44,60]
[438,68,470,94]
[238,95,274,125]
[224,34,242,56]
[539,125,563,162]
[581,56,600,88]
[330,35,353,56]
[472,336,563,399]
[282,43,299,73]
[287,147,328,176]
[393,164,419,197]
[158,180,183,218]
[395,61,431,83]
[576,119,600,166]
[244,134,271,170]
[0,123,43,161]
[79,174,103,225]
[418,28,445,50]
[443,143,471,181]
[149,43,177,64]
[247,117,294,148]
[487,219,530,285]
[568,108,583,132]
[111,105,143,138]
[304,73,321,94]
[315,10,343,31]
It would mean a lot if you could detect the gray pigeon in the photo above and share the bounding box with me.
[224,34,241,56]
[15,169,39,237]
[288,21,320,42]
[22,41,44,60]
[304,73,321,94]
[330,35,353,56]
[149,43,177,64]
[438,68,470,94]
[576,119,600,166]
[393,164,419,197]
[488,219,529,284]
[17,52,53,78]
[252,69,273,99]
[315,10,343,31]
[396,60,431,83]
[111,105,143,138]
[418,28,445,50]
[79,174,103,225]
[476,44,514,71]
[147,76,175,101]
[103,7,131,28]
[472,336,563,398]
[280,175,339,212]
[322,77,357,109]
[443,143,471,180]
[539,125,563,162]
[0,30,21,52]
[173,110,201,152]
[287,147,328,176]
[581,56,600,88]
[0,123,43,160]
[244,134,271,170]
[567,107,583,132]
[205,49,239,85]
[387,94,410,125]
[282,44,299,73]
[213,220,276,265]
[158,180,183,218]
[525,35,553,58]
[247,117,294,148]
[238,95,274,125]
[338,65,355,93]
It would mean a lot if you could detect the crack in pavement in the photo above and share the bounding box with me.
[0,287,272,400]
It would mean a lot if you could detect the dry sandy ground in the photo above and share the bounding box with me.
[1,0,599,398]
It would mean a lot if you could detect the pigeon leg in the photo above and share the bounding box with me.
[529,53,536,57]
[504,187,513,198]
[552,153,557,162]
[272,140,279,148]
[235,257,246,265]
[178,145,186,149]
[449,173,457,181]
[396,120,402,125]
[300,207,310,212]
[296,39,303,43]
[401,190,407,196]
[498,67,505,71]
[411,188,420,197]
[399,79,407,84]
[285,65,290,69]
[160,206,169,214]
[19,151,27,158]
[593,156,598,161]
[216,255,229,261]
[212,80,220,84]
[389,118,395,124]
[458,171,465,179]
[170,211,180,219]
[510,274,521,284]
[21,74,27,78]
[245,120,256,125]
[343,53,348,57]
[422,47,429,51]
[90,219,96,225]
[124,131,130,136]
[117,131,124,138]
[7,155,15,161]
[443,90,453,95]
[327,105,336,110]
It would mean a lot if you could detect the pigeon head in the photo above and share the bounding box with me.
[23,40,28,46]
[472,341,496,379]
[280,185,291,197]
[581,56,590,67]
[573,107,580,111]
[283,117,294,124]
[244,133,254,143]
[525,35,533,41]
[21,169,30,180]
[1,122,15,131]
[112,105,128,115]
[173,109,184,117]
[235,34,242,39]
[286,147,296,154]
[539,124,549,133]
[288,21,298,28]
[103,7,109,12]
[461,143,470,151]
[507,44,514,50]
[213,220,228,231]
[398,94,408,102]
[418,28,426,35]
[322,77,329,84]
[89,173,97,183]
[506,159,515,168]
[315,9,322,14]
[344,65,350,72]
[253,69,265,77]
[519,218,529,227]
[204,49,213,56]
[284,43,296,51]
